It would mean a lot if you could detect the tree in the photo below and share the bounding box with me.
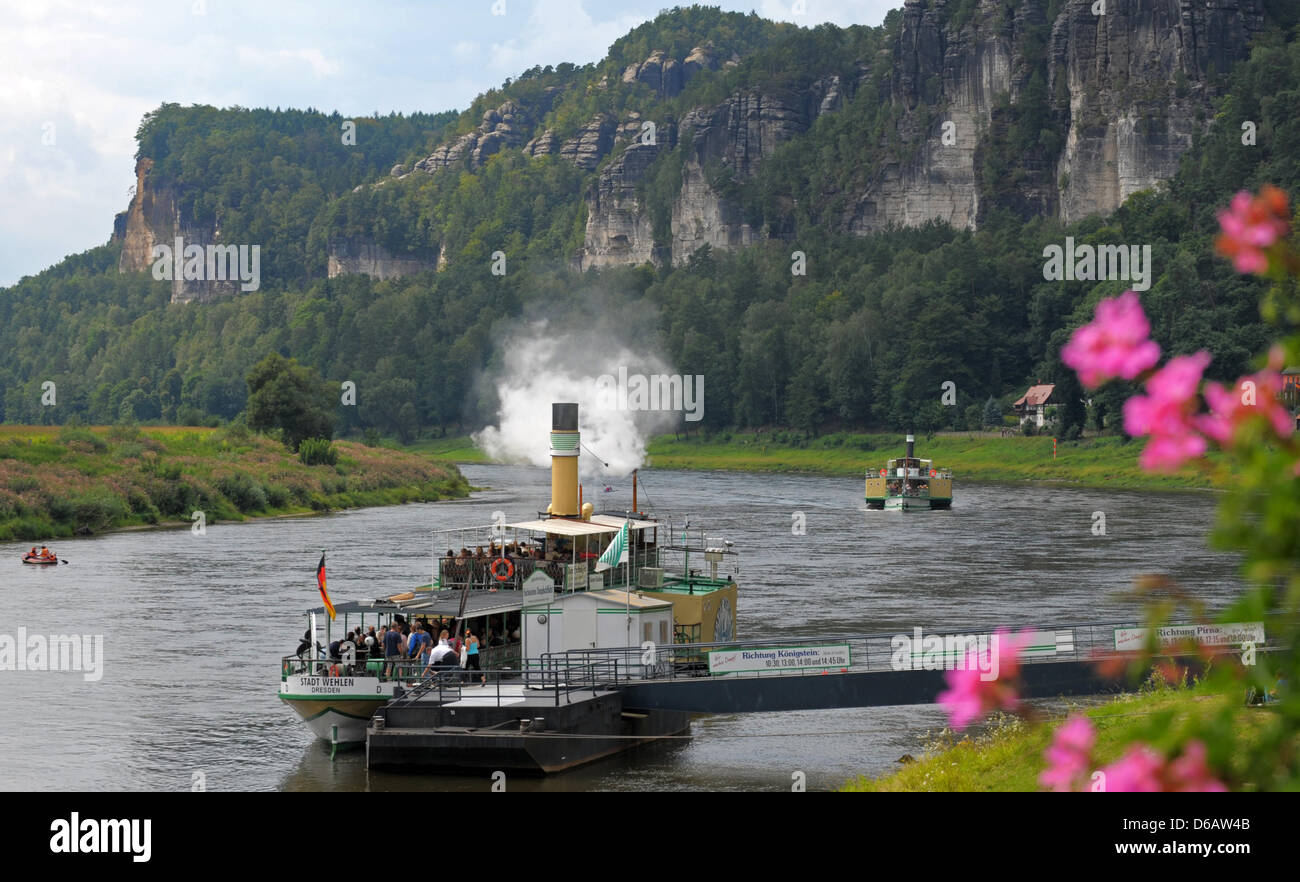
[245,353,336,450]
[981,396,1002,428]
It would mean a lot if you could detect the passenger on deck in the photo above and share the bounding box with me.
[424,634,458,676]
[465,629,484,686]
[382,624,405,677]
[337,635,356,670]
[406,623,428,660]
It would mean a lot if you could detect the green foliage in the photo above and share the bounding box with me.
[981,396,1002,427]
[215,472,268,512]
[245,354,336,451]
[0,7,1297,442]
[298,437,338,466]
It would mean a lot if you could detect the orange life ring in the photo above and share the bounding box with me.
[929,469,937,478]
[491,557,515,582]
[878,469,886,477]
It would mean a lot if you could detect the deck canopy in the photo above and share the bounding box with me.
[504,515,657,536]
[308,589,525,619]
[504,518,616,536]
[589,515,658,532]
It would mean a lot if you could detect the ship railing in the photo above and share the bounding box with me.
[541,619,1279,683]
[281,654,513,684]
[379,659,628,709]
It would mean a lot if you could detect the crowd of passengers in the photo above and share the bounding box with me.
[440,540,595,588]
[445,539,591,564]
[298,614,521,686]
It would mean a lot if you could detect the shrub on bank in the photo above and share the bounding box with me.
[215,473,268,513]
[298,437,338,466]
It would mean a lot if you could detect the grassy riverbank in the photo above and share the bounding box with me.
[644,431,1220,490]
[403,436,490,463]
[390,430,1221,490]
[842,682,1259,791]
[0,425,469,541]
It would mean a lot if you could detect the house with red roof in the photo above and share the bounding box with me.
[1014,383,1058,428]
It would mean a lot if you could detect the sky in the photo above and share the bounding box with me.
[0,0,898,288]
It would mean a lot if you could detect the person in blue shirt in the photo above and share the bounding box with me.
[382,623,405,677]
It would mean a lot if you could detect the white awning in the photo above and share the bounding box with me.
[504,518,619,536]
[589,514,659,532]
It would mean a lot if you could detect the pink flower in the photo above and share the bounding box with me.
[936,629,1026,730]
[1040,716,1096,792]
[1165,741,1228,792]
[1062,291,1162,388]
[1094,740,1229,792]
[1216,185,1290,275]
[1123,351,1212,471]
[1196,362,1294,445]
[1098,744,1165,792]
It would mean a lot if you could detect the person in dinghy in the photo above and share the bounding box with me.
[22,545,60,565]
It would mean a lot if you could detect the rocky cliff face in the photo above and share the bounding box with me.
[326,239,437,279]
[116,158,246,303]
[581,114,675,269]
[1051,0,1266,222]
[845,0,1265,233]
[586,0,1265,262]
[414,98,548,175]
[120,2,1270,290]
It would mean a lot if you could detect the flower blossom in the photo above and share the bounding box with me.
[1196,347,1294,445]
[1123,351,1212,471]
[1039,716,1096,792]
[1164,741,1228,792]
[1061,291,1162,388]
[1097,744,1166,792]
[1215,185,1290,274]
[1095,740,1227,792]
[937,629,1026,730]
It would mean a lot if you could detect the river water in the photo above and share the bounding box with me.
[0,464,1242,791]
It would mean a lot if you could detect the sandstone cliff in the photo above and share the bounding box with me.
[116,157,246,303]
[116,1,1271,290]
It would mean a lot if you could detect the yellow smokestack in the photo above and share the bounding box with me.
[549,402,580,517]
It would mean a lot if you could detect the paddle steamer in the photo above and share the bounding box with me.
[280,402,739,768]
[864,434,953,511]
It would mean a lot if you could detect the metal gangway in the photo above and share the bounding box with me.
[534,619,1276,714]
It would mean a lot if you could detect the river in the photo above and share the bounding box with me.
[0,464,1242,791]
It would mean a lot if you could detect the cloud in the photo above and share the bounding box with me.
[486,0,647,75]
[0,0,898,287]
[759,0,898,27]
[234,46,342,79]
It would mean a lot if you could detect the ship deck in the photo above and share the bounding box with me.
[393,680,622,710]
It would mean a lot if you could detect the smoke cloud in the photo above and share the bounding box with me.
[473,321,682,477]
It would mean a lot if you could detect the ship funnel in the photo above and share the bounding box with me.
[550,403,580,517]
[906,434,915,460]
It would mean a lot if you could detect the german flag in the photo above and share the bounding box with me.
[316,552,336,620]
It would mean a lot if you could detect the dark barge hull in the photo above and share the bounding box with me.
[367,690,690,774]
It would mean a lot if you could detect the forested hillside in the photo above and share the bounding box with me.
[1,4,1297,440]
